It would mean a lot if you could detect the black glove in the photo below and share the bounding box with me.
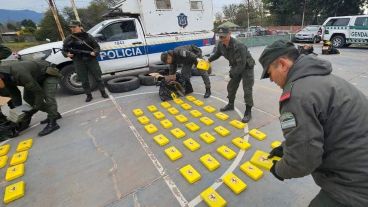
[22,109,38,120]
[268,145,283,158]
[270,160,284,181]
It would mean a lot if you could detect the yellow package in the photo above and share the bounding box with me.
[0,155,8,168]
[173,98,184,105]
[240,161,263,181]
[160,101,171,109]
[223,172,247,194]
[160,119,173,129]
[183,138,201,152]
[137,116,150,125]
[249,129,267,141]
[147,105,158,112]
[193,100,204,106]
[153,111,166,120]
[190,110,202,118]
[132,108,144,117]
[181,103,192,110]
[0,144,10,156]
[214,126,230,137]
[217,145,237,160]
[153,134,170,146]
[179,164,201,184]
[200,132,216,144]
[170,128,186,139]
[185,122,200,132]
[250,150,281,170]
[229,119,246,129]
[200,154,220,171]
[3,181,25,204]
[232,137,251,150]
[175,114,188,123]
[200,116,214,126]
[203,105,216,113]
[186,96,197,102]
[164,146,183,161]
[5,163,25,181]
[196,59,210,71]
[271,141,282,149]
[10,151,28,166]
[167,107,179,115]
[144,124,158,134]
[200,187,227,207]
[215,112,229,121]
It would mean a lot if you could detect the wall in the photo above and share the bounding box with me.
[238,34,294,47]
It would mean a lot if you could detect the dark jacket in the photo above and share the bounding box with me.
[169,45,202,74]
[0,44,12,61]
[62,32,100,59]
[276,54,368,206]
[209,38,255,76]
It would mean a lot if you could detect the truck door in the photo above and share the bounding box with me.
[350,16,368,44]
[96,19,148,73]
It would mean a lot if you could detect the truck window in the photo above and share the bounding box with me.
[99,21,138,42]
[190,1,203,10]
[355,17,368,27]
[155,0,171,10]
[326,18,350,26]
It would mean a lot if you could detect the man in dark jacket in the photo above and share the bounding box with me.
[208,27,255,123]
[63,20,108,102]
[161,45,211,98]
[0,60,62,136]
[259,40,368,207]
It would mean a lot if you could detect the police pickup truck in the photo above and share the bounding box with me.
[17,0,215,94]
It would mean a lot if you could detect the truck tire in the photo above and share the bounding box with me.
[138,73,156,86]
[106,76,140,93]
[60,64,97,95]
[149,63,170,72]
[331,35,345,48]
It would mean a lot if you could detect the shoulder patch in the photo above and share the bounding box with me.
[279,82,293,102]
[280,112,297,130]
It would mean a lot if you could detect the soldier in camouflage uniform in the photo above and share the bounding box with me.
[0,44,15,122]
[208,27,255,123]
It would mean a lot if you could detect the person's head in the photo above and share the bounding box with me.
[216,27,231,46]
[161,51,173,64]
[0,74,5,89]
[69,20,82,33]
[259,40,300,89]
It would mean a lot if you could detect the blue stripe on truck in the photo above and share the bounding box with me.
[97,38,214,61]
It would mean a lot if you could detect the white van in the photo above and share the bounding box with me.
[17,0,215,94]
[322,15,368,48]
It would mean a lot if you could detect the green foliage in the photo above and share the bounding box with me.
[35,10,69,42]
[20,19,36,29]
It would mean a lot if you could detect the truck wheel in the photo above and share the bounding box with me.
[60,64,97,95]
[106,76,140,93]
[138,73,156,86]
[331,35,345,48]
[149,63,170,72]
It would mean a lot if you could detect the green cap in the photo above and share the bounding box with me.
[69,20,81,27]
[259,40,297,79]
[215,27,230,36]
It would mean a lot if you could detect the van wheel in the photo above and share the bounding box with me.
[60,64,97,95]
[106,76,140,93]
[331,35,345,48]
[138,73,156,86]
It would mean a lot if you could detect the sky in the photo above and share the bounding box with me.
[0,0,245,14]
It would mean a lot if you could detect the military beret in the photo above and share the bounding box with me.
[69,20,82,27]
[259,40,297,79]
[215,27,230,35]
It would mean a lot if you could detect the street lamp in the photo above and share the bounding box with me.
[301,0,307,28]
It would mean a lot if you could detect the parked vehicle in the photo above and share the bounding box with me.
[17,0,215,94]
[322,15,368,48]
[247,26,267,36]
[294,25,322,43]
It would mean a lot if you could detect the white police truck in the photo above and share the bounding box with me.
[17,0,215,94]
[322,15,368,48]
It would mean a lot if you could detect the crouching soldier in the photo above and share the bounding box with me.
[0,60,62,136]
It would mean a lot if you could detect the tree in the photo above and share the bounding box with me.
[6,23,17,31]
[35,9,68,41]
[20,19,37,29]
[223,4,240,22]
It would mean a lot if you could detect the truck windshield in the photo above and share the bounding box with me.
[88,22,106,34]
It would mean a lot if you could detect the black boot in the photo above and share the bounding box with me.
[204,88,211,98]
[38,119,60,136]
[40,113,62,124]
[100,90,108,98]
[85,94,93,102]
[241,105,252,123]
[220,102,234,112]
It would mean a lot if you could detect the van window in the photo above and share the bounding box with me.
[354,17,368,27]
[155,0,171,10]
[99,21,138,42]
[190,1,203,10]
[326,18,350,26]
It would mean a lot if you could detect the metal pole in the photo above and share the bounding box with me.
[301,0,306,28]
[70,0,81,21]
[48,0,65,40]
[247,0,250,30]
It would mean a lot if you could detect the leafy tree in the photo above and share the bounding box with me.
[20,19,37,29]
[6,23,17,31]
[35,9,68,41]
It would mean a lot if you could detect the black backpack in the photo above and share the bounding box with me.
[0,117,31,141]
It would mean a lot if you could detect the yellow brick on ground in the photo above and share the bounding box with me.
[175,114,188,123]
[3,181,25,204]
[214,126,230,137]
[200,132,216,144]
[153,134,170,146]
[183,138,201,152]
[203,105,216,113]
[249,129,267,141]
[271,141,282,149]
[250,150,281,170]
[181,103,192,110]
[200,117,214,126]
[167,107,179,115]
[217,145,237,160]
[200,187,227,207]
[170,128,186,139]
[193,100,204,106]
[160,102,171,109]
[10,151,28,166]
[132,108,144,116]
[190,110,202,118]
[137,116,150,125]
[147,105,158,112]
[160,119,173,129]
[215,112,229,121]
[186,96,196,102]
[223,172,247,194]
[5,163,25,181]
[164,146,183,161]
[173,98,184,104]
[0,144,10,156]
[153,111,165,120]
[0,155,8,168]
[179,164,201,184]
[144,124,158,134]
[200,154,221,171]
[185,122,200,132]
[16,139,33,152]
[232,137,251,150]
[229,120,246,129]
[240,161,264,181]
